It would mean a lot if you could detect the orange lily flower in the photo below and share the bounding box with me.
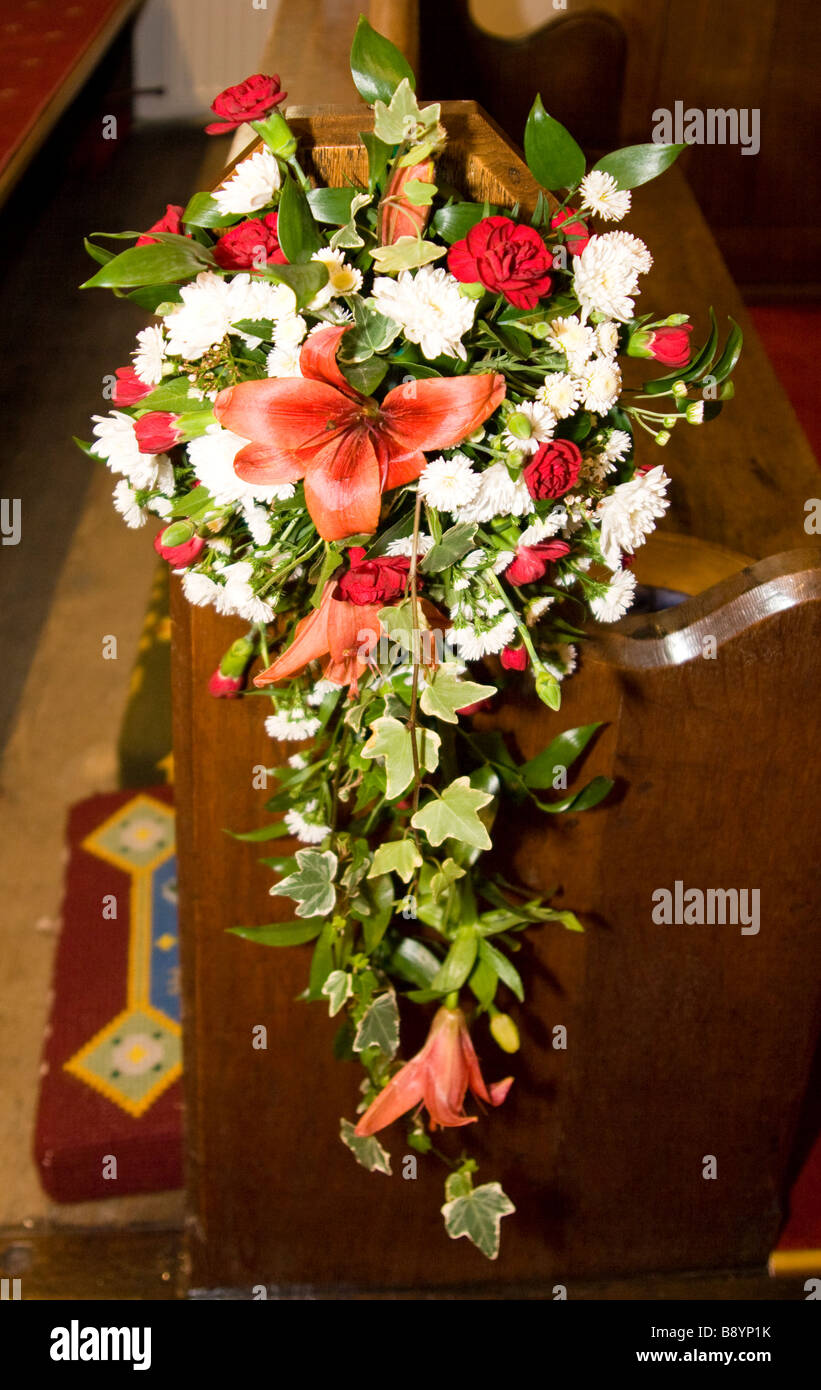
[378,158,435,244]
[355,1006,513,1135]
[213,325,505,542]
[255,580,381,691]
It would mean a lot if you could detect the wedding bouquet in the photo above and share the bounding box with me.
[79,19,740,1258]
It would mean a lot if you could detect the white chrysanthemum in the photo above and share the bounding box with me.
[266,344,303,377]
[596,322,620,358]
[182,569,221,608]
[214,560,274,623]
[370,266,475,361]
[573,233,652,322]
[578,358,622,414]
[597,429,632,464]
[581,454,616,488]
[163,273,297,360]
[385,533,434,557]
[519,512,567,546]
[597,464,670,568]
[91,411,166,489]
[187,424,294,505]
[492,549,515,573]
[544,643,578,680]
[214,148,281,215]
[449,612,518,660]
[525,594,555,626]
[536,372,584,419]
[590,567,637,622]
[579,170,631,222]
[309,249,364,308]
[272,313,308,351]
[265,710,321,740]
[147,495,173,519]
[306,679,340,707]
[454,462,534,524]
[502,400,556,455]
[132,325,166,385]
[284,802,331,844]
[242,501,273,546]
[418,452,479,511]
[288,752,309,769]
[547,316,597,372]
[112,480,147,528]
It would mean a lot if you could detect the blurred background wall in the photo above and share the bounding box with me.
[133,0,281,120]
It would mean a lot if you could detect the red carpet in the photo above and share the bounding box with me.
[748,305,821,463]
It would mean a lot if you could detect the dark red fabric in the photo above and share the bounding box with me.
[748,305,821,464]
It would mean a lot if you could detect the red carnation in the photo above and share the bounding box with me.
[448,215,553,310]
[153,528,205,566]
[136,204,185,247]
[208,669,245,698]
[523,439,583,500]
[505,540,570,586]
[213,212,287,270]
[205,74,287,134]
[550,207,589,257]
[134,411,183,454]
[112,367,151,405]
[646,324,693,367]
[500,644,528,671]
[335,546,412,607]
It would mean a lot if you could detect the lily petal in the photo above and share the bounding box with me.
[215,377,357,454]
[253,587,333,686]
[304,429,382,541]
[381,372,506,453]
[354,1057,429,1136]
[233,441,306,486]
[381,448,427,492]
[300,324,364,401]
[461,1030,513,1109]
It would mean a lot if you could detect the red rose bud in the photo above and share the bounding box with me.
[208,669,244,698]
[505,539,571,585]
[136,204,185,247]
[501,644,529,671]
[335,546,413,606]
[457,696,495,717]
[448,215,553,310]
[628,323,693,367]
[550,207,589,256]
[205,74,287,134]
[134,411,183,454]
[208,634,257,698]
[523,439,583,500]
[112,366,151,405]
[378,159,435,246]
[213,212,287,270]
[153,522,204,566]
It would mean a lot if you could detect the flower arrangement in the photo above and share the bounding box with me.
[79,20,741,1259]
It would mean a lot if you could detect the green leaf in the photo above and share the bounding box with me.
[126,283,183,312]
[419,521,478,574]
[322,969,352,1017]
[264,260,329,309]
[402,178,436,206]
[373,78,425,144]
[432,202,500,245]
[269,848,338,917]
[420,664,496,725]
[520,722,604,789]
[354,991,400,1057]
[329,191,372,252]
[227,820,291,842]
[429,857,465,900]
[361,873,395,950]
[350,14,416,106]
[339,355,389,396]
[369,237,446,274]
[340,1117,392,1175]
[84,237,114,266]
[360,131,392,193]
[478,939,524,1002]
[277,173,322,263]
[441,1180,515,1260]
[339,300,400,361]
[81,237,210,289]
[593,142,687,190]
[388,935,442,988]
[468,953,498,1008]
[534,774,613,814]
[227,920,322,946]
[307,922,335,998]
[431,926,478,993]
[182,191,241,228]
[306,186,358,224]
[138,377,200,413]
[524,96,585,191]
[362,716,441,799]
[411,777,492,850]
[709,317,743,384]
[368,838,422,884]
[169,485,216,521]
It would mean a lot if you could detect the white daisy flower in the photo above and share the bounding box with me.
[546,316,597,372]
[385,533,434,557]
[449,612,518,660]
[288,753,309,769]
[147,495,173,520]
[284,802,331,844]
[213,560,274,623]
[370,266,476,361]
[306,678,341,707]
[519,512,568,546]
[163,273,297,360]
[597,428,633,464]
[91,411,166,489]
[579,170,631,222]
[590,567,638,622]
[573,233,652,322]
[182,569,221,608]
[536,372,584,419]
[502,400,556,454]
[265,710,322,740]
[187,424,294,506]
[544,643,578,680]
[272,313,308,350]
[454,462,534,524]
[525,594,555,626]
[578,358,622,415]
[242,501,273,546]
[418,453,479,511]
[213,148,281,216]
[266,344,303,377]
[492,549,515,573]
[112,479,147,528]
[596,322,620,358]
[309,249,364,309]
[132,325,166,385]
[597,464,670,568]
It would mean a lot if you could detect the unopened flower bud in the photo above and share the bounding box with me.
[686,401,705,424]
[654,429,671,446]
[490,1012,520,1053]
[530,319,552,340]
[671,380,688,399]
[153,521,205,566]
[506,411,533,441]
[663,313,690,326]
[662,415,677,428]
[458,281,486,300]
[535,667,561,710]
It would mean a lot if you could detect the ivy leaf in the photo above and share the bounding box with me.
[420,664,496,725]
[370,237,446,274]
[411,777,492,850]
[593,142,687,190]
[322,969,352,1017]
[441,1179,516,1260]
[340,1118,392,1176]
[524,95,585,191]
[429,857,465,900]
[269,848,338,918]
[354,991,400,1057]
[373,79,439,146]
[419,521,478,574]
[362,716,441,799]
[402,178,437,206]
[339,299,400,361]
[329,191,372,251]
[350,15,416,106]
[368,839,422,884]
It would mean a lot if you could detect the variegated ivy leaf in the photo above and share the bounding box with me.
[340,1118,392,1176]
[373,78,440,146]
[353,991,400,1058]
[441,1180,516,1260]
[420,664,496,725]
[411,777,493,850]
[329,192,372,251]
[369,237,446,274]
[429,857,465,901]
[269,848,338,918]
[322,969,352,1017]
[362,716,441,800]
[368,838,422,884]
[402,178,437,206]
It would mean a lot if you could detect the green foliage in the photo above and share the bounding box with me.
[411,777,493,850]
[441,1172,515,1260]
[370,237,446,273]
[368,838,422,884]
[353,991,400,1057]
[524,96,586,191]
[277,173,323,263]
[350,16,417,106]
[340,1118,392,1175]
[81,236,212,289]
[227,920,323,946]
[270,849,338,918]
[593,142,687,190]
[419,664,496,725]
[362,716,441,799]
